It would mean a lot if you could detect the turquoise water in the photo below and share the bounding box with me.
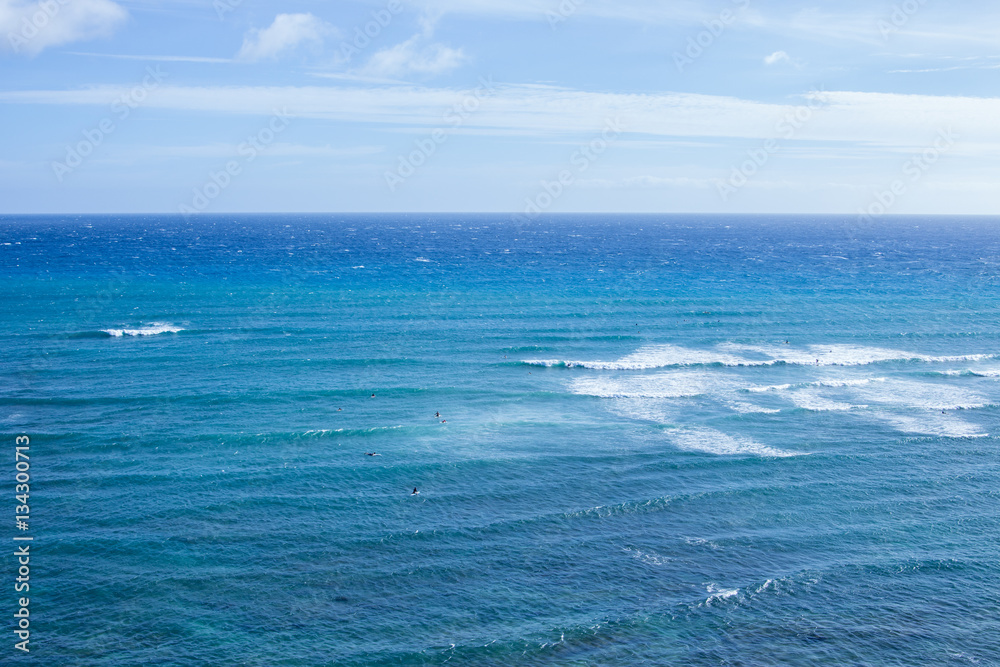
[3,214,1000,665]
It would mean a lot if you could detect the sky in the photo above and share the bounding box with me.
[1,0,998,215]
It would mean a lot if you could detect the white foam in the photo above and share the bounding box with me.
[526,344,747,370]
[755,579,774,594]
[747,383,793,393]
[877,413,987,438]
[606,398,678,424]
[570,372,712,399]
[622,547,670,566]
[527,343,997,371]
[787,388,865,412]
[748,377,885,393]
[670,428,802,457]
[853,379,987,410]
[685,537,722,550]
[704,583,740,605]
[726,401,782,414]
[102,322,184,337]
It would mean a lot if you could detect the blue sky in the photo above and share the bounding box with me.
[1,0,998,214]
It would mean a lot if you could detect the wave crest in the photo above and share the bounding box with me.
[101,322,184,337]
[524,343,996,371]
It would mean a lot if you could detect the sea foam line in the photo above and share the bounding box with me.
[524,343,997,371]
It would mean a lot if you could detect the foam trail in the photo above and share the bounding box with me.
[670,428,802,458]
[852,379,988,410]
[569,372,716,399]
[787,389,864,412]
[726,401,782,414]
[606,398,678,424]
[102,322,184,337]
[877,413,987,438]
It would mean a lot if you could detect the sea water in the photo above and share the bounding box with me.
[2,214,999,665]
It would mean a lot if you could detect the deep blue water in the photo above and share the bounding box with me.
[2,214,1000,665]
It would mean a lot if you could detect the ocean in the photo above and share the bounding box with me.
[2,214,999,665]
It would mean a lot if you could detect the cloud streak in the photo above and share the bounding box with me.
[3,83,996,153]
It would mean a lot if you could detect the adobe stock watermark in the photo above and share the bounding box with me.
[7,0,70,54]
[213,0,244,20]
[179,109,293,217]
[857,127,958,225]
[512,117,624,222]
[674,0,751,73]
[337,0,403,64]
[546,0,585,29]
[51,66,168,183]
[716,86,830,202]
[878,0,929,41]
[384,76,498,192]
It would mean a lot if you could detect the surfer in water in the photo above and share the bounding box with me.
[412,487,419,495]
[365,452,380,457]
[435,412,440,418]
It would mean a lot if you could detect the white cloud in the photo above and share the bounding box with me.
[236,13,333,62]
[362,35,465,77]
[764,50,790,66]
[359,16,465,78]
[1,0,127,56]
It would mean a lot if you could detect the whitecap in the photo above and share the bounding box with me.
[102,322,184,337]
[704,583,739,605]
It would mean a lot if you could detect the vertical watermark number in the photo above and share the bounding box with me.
[12,435,31,653]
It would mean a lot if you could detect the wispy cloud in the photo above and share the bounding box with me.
[100,142,384,159]
[577,175,716,189]
[359,16,465,78]
[1,0,127,56]
[4,83,997,153]
[236,13,335,62]
[764,50,790,66]
[405,0,704,24]
[67,51,233,63]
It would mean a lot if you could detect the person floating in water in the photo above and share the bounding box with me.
[337,408,343,411]
[371,393,376,398]
[435,412,440,418]
[412,487,419,495]
[365,452,380,457]
[441,419,447,423]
